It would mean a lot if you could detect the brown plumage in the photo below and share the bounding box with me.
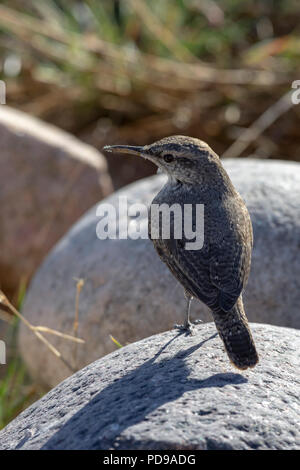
[104,136,259,370]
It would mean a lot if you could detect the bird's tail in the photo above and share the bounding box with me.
[212,296,259,370]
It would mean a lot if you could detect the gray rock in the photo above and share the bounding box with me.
[0,105,112,298]
[19,159,300,389]
[2,323,300,450]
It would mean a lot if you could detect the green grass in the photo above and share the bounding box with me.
[0,318,41,430]
[0,283,41,430]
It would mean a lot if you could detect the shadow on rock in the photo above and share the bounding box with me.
[42,332,247,449]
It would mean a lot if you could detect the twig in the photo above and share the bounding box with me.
[33,326,84,343]
[0,290,84,373]
[222,90,295,159]
[72,278,85,370]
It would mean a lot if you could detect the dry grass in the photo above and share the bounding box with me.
[0,279,86,429]
[0,0,299,164]
[0,278,125,429]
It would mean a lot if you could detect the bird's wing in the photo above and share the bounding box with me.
[149,197,253,313]
[152,236,218,307]
[209,206,253,312]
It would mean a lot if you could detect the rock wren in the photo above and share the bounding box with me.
[104,136,259,370]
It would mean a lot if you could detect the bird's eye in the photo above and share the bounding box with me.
[163,154,174,163]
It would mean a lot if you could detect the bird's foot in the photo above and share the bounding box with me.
[174,319,202,336]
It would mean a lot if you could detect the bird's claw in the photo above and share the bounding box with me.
[174,318,203,336]
[174,321,195,336]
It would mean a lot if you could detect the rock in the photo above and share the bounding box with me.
[2,323,300,450]
[0,106,113,299]
[18,159,300,389]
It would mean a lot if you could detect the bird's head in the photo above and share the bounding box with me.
[104,135,221,184]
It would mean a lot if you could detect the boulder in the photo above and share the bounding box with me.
[18,159,300,388]
[0,106,112,299]
[2,323,300,450]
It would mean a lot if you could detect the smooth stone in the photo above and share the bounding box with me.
[0,105,112,299]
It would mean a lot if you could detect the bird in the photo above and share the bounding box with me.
[104,136,259,370]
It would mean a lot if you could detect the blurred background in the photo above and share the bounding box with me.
[0,0,300,429]
[1,0,300,186]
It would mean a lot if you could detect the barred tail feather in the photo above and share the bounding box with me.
[212,296,259,370]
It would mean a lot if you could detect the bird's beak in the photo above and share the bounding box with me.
[103,144,162,169]
[103,144,144,158]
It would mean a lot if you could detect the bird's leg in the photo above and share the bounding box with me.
[174,291,195,335]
